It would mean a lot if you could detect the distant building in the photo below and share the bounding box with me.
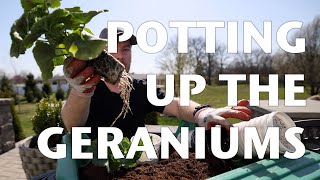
[13,74,167,95]
[13,75,69,95]
[130,73,165,88]
[48,75,68,86]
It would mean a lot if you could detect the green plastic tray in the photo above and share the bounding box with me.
[210,150,320,180]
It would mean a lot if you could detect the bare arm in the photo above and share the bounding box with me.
[163,98,252,131]
[61,89,92,131]
[61,58,100,131]
[162,98,200,123]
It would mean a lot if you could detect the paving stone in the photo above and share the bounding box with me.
[0,138,28,180]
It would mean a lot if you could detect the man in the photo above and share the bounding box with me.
[61,28,251,139]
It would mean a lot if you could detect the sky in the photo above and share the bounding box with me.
[0,0,319,78]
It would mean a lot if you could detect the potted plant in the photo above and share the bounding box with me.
[19,96,63,179]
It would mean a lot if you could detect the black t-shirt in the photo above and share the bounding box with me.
[85,79,165,139]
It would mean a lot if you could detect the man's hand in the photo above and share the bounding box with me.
[194,100,252,132]
[63,58,101,95]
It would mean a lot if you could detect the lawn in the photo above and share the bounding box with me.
[158,84,310,125]
[15,84,311,136]
[15,102,37,137]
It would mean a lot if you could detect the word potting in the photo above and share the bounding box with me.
[38,127,305,160]
[107,21,305,54]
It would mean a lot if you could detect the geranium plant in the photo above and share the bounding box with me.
[11,0,132,125]
[82,137,143,173]
[10,0,108,80]
[11,0,138,172]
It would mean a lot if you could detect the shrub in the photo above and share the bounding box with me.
[10,103,25,141]
[55,87,65,100]
[24,73,38,103]
[31,97,63,147]
[34,88,43,102]
[144,112,159,125]
[0,75,18,103]
[42,82,52,98]
[25,89,35,103]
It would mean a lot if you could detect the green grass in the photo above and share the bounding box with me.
[158,84,310,125]
[15,102,36,137]
[191,84,309,107]
[157,116,181,126]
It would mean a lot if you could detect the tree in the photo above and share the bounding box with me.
[294,16,320,95]
[188,37,206,76]
[157,37,193,96]
[215,44,230,74]
[272,50,290,83]
[157,38,193,74]
[206,53,218,85]
[228,50,262,74]
[42,81,52,97]
[275,16,320,95]
[55,86,65,100]
[0,75,16,99]
[24,73,42,102]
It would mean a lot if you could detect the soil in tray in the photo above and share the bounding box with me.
[79,151,234,180]
[79,129,241,180]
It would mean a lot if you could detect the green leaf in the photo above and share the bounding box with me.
[84,28,94,35]
[10,5,47,58]
[61,9,108,31]
[20,0,45,12]
[48,0,61,8]
[23,8,70,48]
[21,0,61,12]
[54,44,68,64]
[69,9,108,26]
[65,6,83,12]
[90,139,109,167]
[64,32,107,60]
[52,56,65,66]
[68,42,78,57]
[32,41,55,80]
[10,28,25,58]
[119,137,131,153]
[86,136,142,173]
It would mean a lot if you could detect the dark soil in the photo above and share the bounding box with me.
[79,150,235,180]
[79,128,237,180]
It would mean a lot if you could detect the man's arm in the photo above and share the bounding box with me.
[61,90,92,131]
[162,98,200,123]
[162,98,252,131]
[61,58,100,131]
